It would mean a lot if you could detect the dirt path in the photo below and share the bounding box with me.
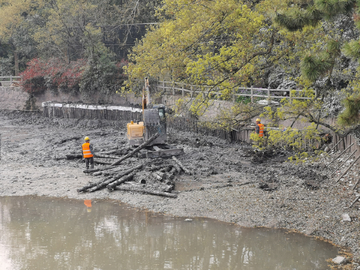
[1,110,359,269]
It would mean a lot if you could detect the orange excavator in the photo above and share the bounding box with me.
[126,78,183,158]
[127,78,167,146]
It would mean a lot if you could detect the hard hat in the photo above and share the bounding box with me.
[256,118,261,122]
[84,136,90,141]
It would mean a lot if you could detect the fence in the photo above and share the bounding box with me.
[157,81,316,103]
[0,76,22,87]
[42,102,142,121]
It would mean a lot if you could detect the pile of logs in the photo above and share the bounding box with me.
[76,134,191,198]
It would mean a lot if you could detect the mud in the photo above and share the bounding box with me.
[1,110,360,269]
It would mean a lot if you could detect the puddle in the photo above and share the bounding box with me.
[0,196,338,270]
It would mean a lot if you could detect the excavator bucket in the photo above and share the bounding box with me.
[127,121,145,146]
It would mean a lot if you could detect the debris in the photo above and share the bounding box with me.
[111,133,160,166]
[332,256,346,265]
[107,171,137,191]
[341,213,351,222]
[172,156,192,175]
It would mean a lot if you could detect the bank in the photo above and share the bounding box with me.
[0,110,359,269]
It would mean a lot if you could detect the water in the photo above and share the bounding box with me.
[0,196,338,270]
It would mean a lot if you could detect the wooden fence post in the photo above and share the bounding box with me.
[251,86,253,103]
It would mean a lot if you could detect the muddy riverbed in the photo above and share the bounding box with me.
[0,110,359,269]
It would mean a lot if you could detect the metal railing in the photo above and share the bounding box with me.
[0,76,22,87]
[157,81,316,103]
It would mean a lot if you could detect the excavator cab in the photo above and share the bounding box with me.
[127,78,167,146]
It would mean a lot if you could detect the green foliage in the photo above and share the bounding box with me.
[337,95,360,126]
[251,123,323,162]
[79,50,124,96]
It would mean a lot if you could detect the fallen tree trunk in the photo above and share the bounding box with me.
[172,156,192,175]
[111,133,159,166]
[78,164,143,192]
[94,153,121,159]
[88,165,143,193]
[66,154,82,160]
[107,172,137,191]
[77,175,114,193]
[112,186,178,198]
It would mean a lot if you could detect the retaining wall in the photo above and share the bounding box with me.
[42,102,142,122]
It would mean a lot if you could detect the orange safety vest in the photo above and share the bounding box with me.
[257,123,265,137]
[82,143,93,158]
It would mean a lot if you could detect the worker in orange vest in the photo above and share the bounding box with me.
[255,118,265,137]
[82,136,94,170]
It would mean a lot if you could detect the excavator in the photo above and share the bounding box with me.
[126,78,183,158]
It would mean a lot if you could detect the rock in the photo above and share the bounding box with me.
[341,213,351,222]
[184,218,193,222]
[332,256,346,264]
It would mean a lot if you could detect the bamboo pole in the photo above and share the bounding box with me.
[326,142,354,168]
[329,137,344,153]
[336,155,360,183]
[349,195,360,208]
[330,149,357,177]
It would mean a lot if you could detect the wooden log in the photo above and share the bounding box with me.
[66,154,83,160]
[94,153,121,159]
[78,164,143,192]
[148,164,172,172]
[111,133,160,166]
[152,171,165,181]
[172,162,181,174]
[172,156,192,175]
[89,165,143,192]
[77,175,114,193]
[107,172,137,191]
[112,186,178,198]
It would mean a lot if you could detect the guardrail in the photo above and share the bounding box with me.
[0,76,22,87]
[157,81,316,103]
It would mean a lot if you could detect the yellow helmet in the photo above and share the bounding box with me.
[256,118,261,122]
[84,136,90,141]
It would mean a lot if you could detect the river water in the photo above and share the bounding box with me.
[0,196,338,270]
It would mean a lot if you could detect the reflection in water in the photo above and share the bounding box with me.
[0,196,337,270]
